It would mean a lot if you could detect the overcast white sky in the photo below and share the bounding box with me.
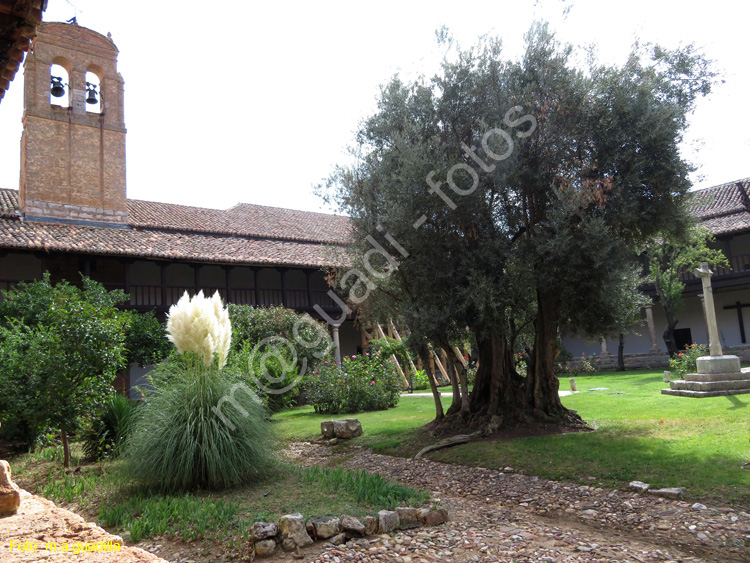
[0,0,748,214]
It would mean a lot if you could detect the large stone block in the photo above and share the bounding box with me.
[312,516,340,539]
[378,510,400,533]
[0,460,21,515]
[254,538,276,557]
[395,507,420,529]
[253,521,278,541]
[278,513,312,550]
[340,514,365,535]
[321,418,363,439]
[696,355,741,375]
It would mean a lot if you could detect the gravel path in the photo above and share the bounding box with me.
[281,442,750,563]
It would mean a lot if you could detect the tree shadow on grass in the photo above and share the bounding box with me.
[433,427,750,504]
[725,395,749,410]
[628,375,665,386]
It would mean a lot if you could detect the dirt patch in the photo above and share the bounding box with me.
[0,489,167,562]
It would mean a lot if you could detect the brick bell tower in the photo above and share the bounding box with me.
[19,21,127,226]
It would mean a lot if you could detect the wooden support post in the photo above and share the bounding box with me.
[389,321,419,375]
[428,343,449,384]
[279,268,288,307]
[305,269,313,309]
[192,264,200,296]
[159,262,167,307]
[376,324,409,388]
[250,267,258,306]
[124,261,132,304]
[452,345,467,368]
[223,265,232,303]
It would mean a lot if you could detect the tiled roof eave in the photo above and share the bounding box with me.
[128,223,351,246]
[0,216,350,269]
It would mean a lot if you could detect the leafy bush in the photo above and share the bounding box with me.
[669,343,707,379]
[307,353,401,414]
[229,339,300,413]
[228,305,330,410]
[123,293,275,492]
[124,311,172,368]
[410,369,430,390]
[81,393,139,460]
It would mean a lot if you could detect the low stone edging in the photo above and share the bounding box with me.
[561,345,750,373]
[252,507,448,558]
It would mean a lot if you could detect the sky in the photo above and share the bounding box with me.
[0,0,748,214]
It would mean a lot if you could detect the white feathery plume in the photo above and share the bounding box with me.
[166,290,232,369]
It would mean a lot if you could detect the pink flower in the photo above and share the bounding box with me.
[678,353,683,357]
[371,381,375,385]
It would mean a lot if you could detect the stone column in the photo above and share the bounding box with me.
[699,294,710,344]
[332,325,342,366]
[644,303,659,353]
[695,262,723,357]
[600,338,610,356]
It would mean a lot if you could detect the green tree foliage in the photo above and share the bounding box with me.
[322,23,715,429]
[123,310,172,368]
[644,226,728,356]
[0,274,129,465]
[228,305,331,365]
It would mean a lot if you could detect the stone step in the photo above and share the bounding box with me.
[668,379,750,392]
[661,388,750,398]
[684,371,750,382]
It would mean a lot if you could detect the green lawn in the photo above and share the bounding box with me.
[275,371,750,505]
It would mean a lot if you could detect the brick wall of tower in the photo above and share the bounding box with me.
[20,22,127,225]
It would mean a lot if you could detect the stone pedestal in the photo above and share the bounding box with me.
[662,262,750,397]
[662,355,750,398]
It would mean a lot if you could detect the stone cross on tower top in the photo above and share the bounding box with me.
[695,261,722,356]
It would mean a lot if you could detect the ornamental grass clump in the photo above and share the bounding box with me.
[124,291,275,492]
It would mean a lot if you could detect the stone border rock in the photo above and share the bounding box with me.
[251,507,447,558]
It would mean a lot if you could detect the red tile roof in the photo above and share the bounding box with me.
[128,199,351,244]
[690,178,750,236]
[0,189,350,268]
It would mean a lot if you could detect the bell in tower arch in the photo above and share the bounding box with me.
[85,81,98,104]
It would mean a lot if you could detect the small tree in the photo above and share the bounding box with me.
[0,274,129,466]
[643,226,727,356]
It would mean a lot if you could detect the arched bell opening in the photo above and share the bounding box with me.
[49,62,70,107]
[84,69,102,114]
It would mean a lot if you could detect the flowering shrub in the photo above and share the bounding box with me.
[515,352,527,377]
[307,353,402,414]
[167,291,231,368]
[669,343,707,379]
[580,353,600,374]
